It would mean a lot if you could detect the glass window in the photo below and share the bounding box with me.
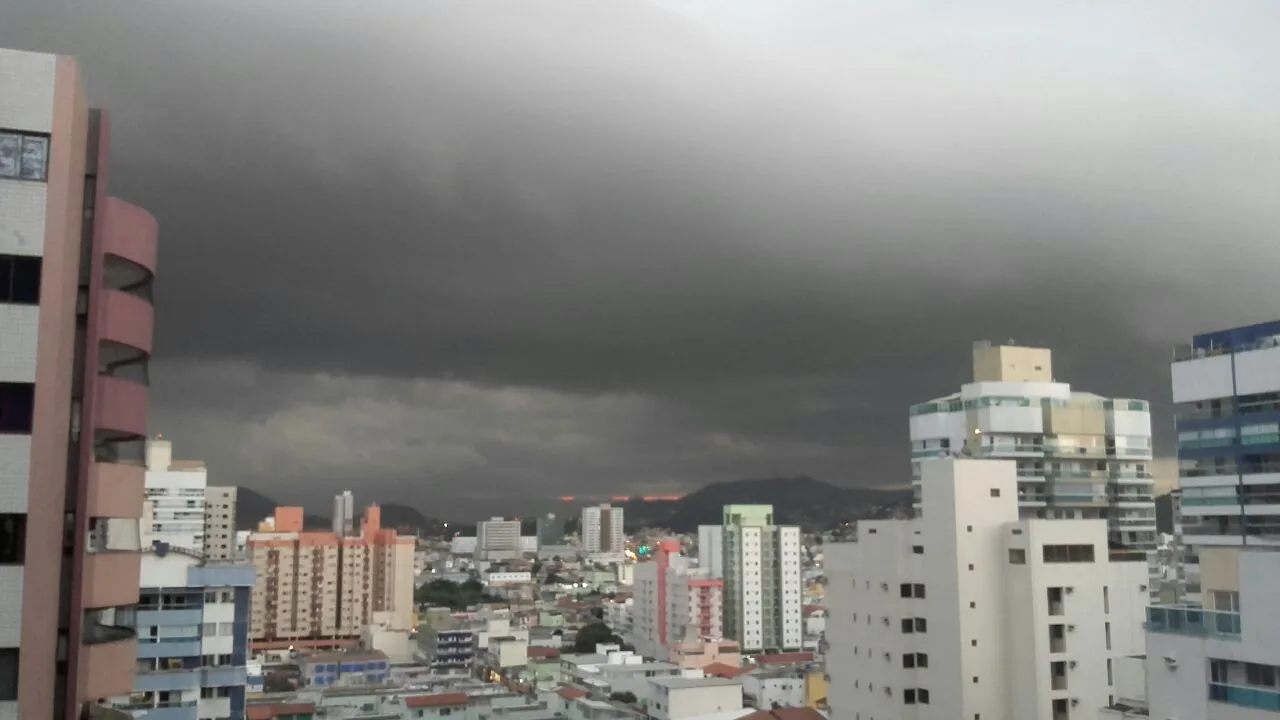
[19,136,48,181]
[0,134,18,178]
[0,648,16,701]
[0,515,25,564]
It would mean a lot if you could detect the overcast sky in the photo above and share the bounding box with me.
[3,0,1278,517]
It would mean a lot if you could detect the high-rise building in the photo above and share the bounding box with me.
[696,525,723,577]
[536,513,567,547]
[581,504,625,558]
[203,485,238,562]
[910,342,1158,556]
[630,539,723,661]
[1,47,160,718]
[248,505,414,648]
[1170,319,1280,598]
[143,437,208,553]
[476,517,522,561]
[826,458,1148,720]
[712,505,802,653]
[332,490,354,537]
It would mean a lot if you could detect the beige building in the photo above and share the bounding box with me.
[248,504,414,649]
[203,485,237,560]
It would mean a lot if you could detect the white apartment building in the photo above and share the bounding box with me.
[697,525,723,577]
[477,516,522,560]
[709,505,803,653]
[1170,319,1280,600]
[582,503,626,558]
[631,540,725,660]
[144,437,209,552]
[825,459,1148,720]
[204,485,238,560]
[909,342,1158,555]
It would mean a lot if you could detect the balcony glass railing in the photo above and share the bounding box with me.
[1147,605,1241,639]
[1210,683,1280,710]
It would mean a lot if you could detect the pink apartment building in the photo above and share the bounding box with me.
[1,48,159,718]
[630,539,725,663]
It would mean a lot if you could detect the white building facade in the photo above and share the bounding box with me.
[582,503,626,558]
[143,437,209,553]
[909,342,1158,556]
[477,517,522,560]
[826,459,1147,720]
[713,505,802,653]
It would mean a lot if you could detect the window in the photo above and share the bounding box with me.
[0,132,50,181]
[1008,549,1026,564]
[990,488,1000,497]
[903,654,915,668]
[915,618,927,633]
[918,689,930,704]
[901,583,912,598]
[0,255,41,304]
[904,688,916,704]
[912,545,924,554]
[0,384,35,435]
[0,649,15,700]
[202,623,216,637]
[1042,544,1095,563]
[913,583,926,598]
[901,618,914,634]
[0,515,25,564]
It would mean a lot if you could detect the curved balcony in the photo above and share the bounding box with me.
[98,289,154,357]
[100,198,158,274]
[82,546,141,609]
[78,631,138,703]
[92,375,148,440]
[85,461,145,520]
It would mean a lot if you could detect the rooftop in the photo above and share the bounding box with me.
[650,676,743,690]
[301,649,389,665]
[404,692,470,709]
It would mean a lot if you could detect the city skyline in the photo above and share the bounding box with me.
[3,0,1278,513]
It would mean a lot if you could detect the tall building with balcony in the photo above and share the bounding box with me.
[630,539,724,661]
[1,47,159,719]
[582,504,626,559]
[826,458,1149,720]
[1170,319,1280,598]
[247,505,414,649]
[909,342,1158,556]
[710,505,802,653]
[118,547,254,719]
[476,517,522,561]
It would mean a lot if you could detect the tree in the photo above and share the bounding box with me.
[415,578,501,610]
[609,691,638,704]
[573,621,624,653]
[545,574,568,585]
[263,671,294,693]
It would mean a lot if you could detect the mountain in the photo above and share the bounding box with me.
[618,477,911,532]
[233,488,444,535]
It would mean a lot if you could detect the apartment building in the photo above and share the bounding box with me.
[630,539,724,660]
[1170,319,1280,600]
[332,491,354,537]
[248,505,414,648]
[909,342,1158,556]
[143,438,208,552]
[476,517,522,561]
[1,47,160,719]
[119,549,255,719]
[582,504,626,558]
[825,458,1148,720]
[203,486,237,561]
[709,505,803,653]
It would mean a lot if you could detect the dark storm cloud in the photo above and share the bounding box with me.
[3,0,1278,513]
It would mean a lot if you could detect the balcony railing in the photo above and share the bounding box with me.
[1210,683,1280,710]
[1147,605,1241,639]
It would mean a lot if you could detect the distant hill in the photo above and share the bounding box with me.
[234,488,444,536]
[619,477,911,532]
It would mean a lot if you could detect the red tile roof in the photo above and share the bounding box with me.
[527,647,561,659]
[247,704,317,720]
[701,661,748,678]
[557,685,589,700]
[405,692,469,709]
[802,604,824,617]
[752,651,815,666]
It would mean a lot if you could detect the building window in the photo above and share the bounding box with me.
[903,652,927,669]
[913,583,926,598]
[990,488,1000,497]
[912,545,924,555]
[0,132,50,182]
[0,384,35,435]
[1008,549,1026,564]
[904,688,916,704]
[0,515,25,564]
[919,689,930,704]
[0,648,15,700]
[0,255,41,305]
[1042,544,1095,563]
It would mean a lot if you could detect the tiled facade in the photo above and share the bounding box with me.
[1,46,159,719]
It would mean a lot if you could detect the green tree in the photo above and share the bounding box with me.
[572,621,624,653]
[609,691,638,704]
